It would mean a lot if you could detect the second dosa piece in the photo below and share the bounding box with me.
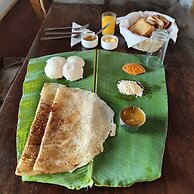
[16,83,59,176]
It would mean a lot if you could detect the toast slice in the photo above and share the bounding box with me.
[129,17,155,37]
[146,15,171,29]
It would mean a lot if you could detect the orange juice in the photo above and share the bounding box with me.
[102,12,116,35]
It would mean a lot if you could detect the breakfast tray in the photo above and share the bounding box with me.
[16,50,168,189]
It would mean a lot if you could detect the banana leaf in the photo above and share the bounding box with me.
[16,50,168,189]
[92,50,168,187]
[17,50,96,189]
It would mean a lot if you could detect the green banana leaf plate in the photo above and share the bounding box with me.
[16,50,168,189]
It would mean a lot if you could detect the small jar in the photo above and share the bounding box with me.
[146,29,170,68]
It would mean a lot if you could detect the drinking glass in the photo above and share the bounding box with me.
[102,12,116,35]
[145,29,170,68]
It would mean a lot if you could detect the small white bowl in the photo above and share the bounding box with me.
[101,35,118,50]
[81,32,98,49]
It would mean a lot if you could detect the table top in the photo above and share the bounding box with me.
[1,1,194,194]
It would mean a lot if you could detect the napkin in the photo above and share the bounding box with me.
[117,11,179,48]
[71,22,93,47]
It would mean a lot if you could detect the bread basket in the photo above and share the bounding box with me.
[118,11,178,52]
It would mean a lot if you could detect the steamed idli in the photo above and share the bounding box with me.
[44,56,66,79]
[63,56,85,81]
[66,56,85,67]
[62,61,84,81]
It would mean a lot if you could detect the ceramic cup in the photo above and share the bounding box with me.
[101,35,118,50]
[81,32,98,49]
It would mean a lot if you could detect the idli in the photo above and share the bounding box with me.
[44,56,66,79]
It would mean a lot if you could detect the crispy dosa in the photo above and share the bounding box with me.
[15,83,59,176]
[33,85,116,174]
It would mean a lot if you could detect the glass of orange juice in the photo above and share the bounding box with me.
[102,12,116,35]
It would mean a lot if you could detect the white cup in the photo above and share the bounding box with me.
[81,32,98,49]
[101,35,118,50]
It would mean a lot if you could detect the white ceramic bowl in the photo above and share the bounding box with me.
[101,35,118,50]
[81,32,98,49]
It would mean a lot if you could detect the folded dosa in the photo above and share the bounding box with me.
[33,85,116,174]
[15,83,59,176]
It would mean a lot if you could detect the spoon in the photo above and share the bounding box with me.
[73,22,111,40]
[81,22,111,39]
[41,32,82,40]
[44,23,89,31]
[95,22,111,36]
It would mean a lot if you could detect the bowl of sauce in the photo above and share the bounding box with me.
[101,35,118,50]
[81,32,98,49]
[120,106,146,132]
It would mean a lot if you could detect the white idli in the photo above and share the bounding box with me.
[66,56,85,67]
[62,62,84,81]
[44,56,66,79]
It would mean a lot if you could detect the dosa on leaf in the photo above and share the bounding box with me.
[33,85,116,174]
[16,83,59,176]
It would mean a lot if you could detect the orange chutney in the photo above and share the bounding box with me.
[122,63,146,76]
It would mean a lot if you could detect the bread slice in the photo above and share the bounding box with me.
[152,16,164,28]
[15,83,59,176]
[129,18,155,37]
[146,15,171,29]
[146,16,158,26]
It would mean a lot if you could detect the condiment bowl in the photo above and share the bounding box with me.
[101,35,118,50]
[120,106,146,133]
[81,32,98,49]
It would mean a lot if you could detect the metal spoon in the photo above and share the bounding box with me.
[78,22,110,41]
[41,33,81,40]
[95,22,111,36]
[44,23,89,31]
